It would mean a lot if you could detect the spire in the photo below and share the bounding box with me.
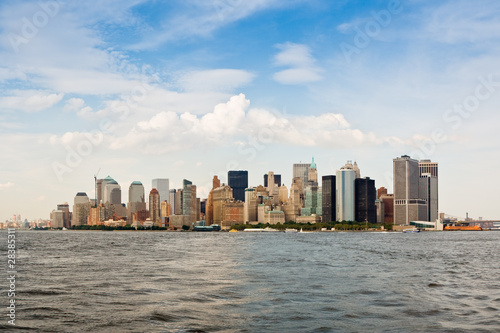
[310,156,317,169]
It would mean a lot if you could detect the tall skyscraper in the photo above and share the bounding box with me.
[128,181,146,222]
[293,162,310,185]
[393,155,427,225]
[355,177,376,223]
[56,203,71,228]
[149,189,160,224]
[419,160,438,222]
[419,173,438,222]
[301,185,322,216]
[182,179,197,224]
[228,170,248,202]
[336,165,355,221]
[169,189,177,215]
[72,192,90,226]
[152,179,169,204]
[322,175,336,223]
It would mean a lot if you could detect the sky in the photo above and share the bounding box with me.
[1,0,499,221]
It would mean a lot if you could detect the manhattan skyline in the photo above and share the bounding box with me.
[1,1,500,221]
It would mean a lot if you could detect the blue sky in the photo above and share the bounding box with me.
[1,0,500,221]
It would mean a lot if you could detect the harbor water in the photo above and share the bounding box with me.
[1,230,500,332]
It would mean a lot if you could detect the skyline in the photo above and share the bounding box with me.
[1,0,500,220]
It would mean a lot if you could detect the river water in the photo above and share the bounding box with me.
[1,230,500,332]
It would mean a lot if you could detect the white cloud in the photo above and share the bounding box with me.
[64,98,86,112]
[273,43,322,85]
[177,69,255,92]
[0,90,64,112]
[110,94,385,154]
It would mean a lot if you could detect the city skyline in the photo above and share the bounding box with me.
[1,1,500,221]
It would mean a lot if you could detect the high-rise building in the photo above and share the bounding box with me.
[96,179,103,204]
[419,173,438,222]
[244,188,259,223]
[393,155,427,225]
[336,165,355,221]
[51,210,64,228]
[322,175,336,223]
[152,179,169,204]
[377,187,388,199]
[72,192,91,226]
[301,185,322,216]
[56,203,71,228]
[128,181,146,222]
[228,170,248,202]
[355,177,376,223]
[264,173,281,187]
[182,179,197,225]
[101,176,121,204]
[212,185,233,225]
[169,189,176,215]
[149,189,160,224]
[419,160,438,177]
[308,157,318,186]
[293,163,310,186]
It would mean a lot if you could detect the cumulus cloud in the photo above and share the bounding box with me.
[64,98,86,112]
[0,90,64,112]
[273,43,322,85]
[110,94,383,154]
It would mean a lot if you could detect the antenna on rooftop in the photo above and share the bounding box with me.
[94,168,101,208]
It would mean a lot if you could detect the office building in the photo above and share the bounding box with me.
[56,203,71,228]
[308,157,318,186]
[393,155,427,225]
[212,185,234,225]
[228,170,248,202]
[322,175,336,223]
[355,177,376,223]
[293,162,310,186]
[301,185,322,216]
[419,173,438,222]
[149,189,160,224]
[72,192,91,226]
[128,181,146,222]
[419,160,438,177]
[264,173,281,188]
[182,179,197,225]
[152,179,169,204]
[336,165,355,221]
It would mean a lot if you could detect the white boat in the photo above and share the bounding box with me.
[403,228,420,233]
[284,228,298,233]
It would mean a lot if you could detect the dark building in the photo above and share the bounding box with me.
[322,175,336,223]
[355,177,377,223]
[263,173,281,187]
[228,170,248,202]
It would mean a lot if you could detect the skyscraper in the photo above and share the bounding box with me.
[128,181,146,222]
[355,177,376,223]
[301,185,322,216]
[228,170,248,202]
[293,162,310,185]
[336,165,355,222]
[149,189,160,224]
[182,179,197,224]
[308,157,318,186]
[419,173,438,222]
[322,175,336,223]
[419,160,438,222]
[152,179,169,204]
[393,155,427,225]
[72,192,90,226]
[264,173,281,187]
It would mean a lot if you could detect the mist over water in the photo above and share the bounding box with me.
[2,231,500,332]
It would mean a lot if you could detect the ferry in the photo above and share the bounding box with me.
[444,225,482,231]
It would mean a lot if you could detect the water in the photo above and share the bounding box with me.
[1,231,500,332]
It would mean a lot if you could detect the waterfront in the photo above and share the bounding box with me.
[2,231,500,332]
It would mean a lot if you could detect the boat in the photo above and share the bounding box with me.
[284,228,298,233]
[444,225,482,231]
[62,227,68,231]
[403,228,420,233]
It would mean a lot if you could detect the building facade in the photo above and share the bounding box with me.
[336,167,355,221]
[322,175,336,223]
[228,170,248,202]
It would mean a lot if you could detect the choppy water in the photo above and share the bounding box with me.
[1,230,500,332]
